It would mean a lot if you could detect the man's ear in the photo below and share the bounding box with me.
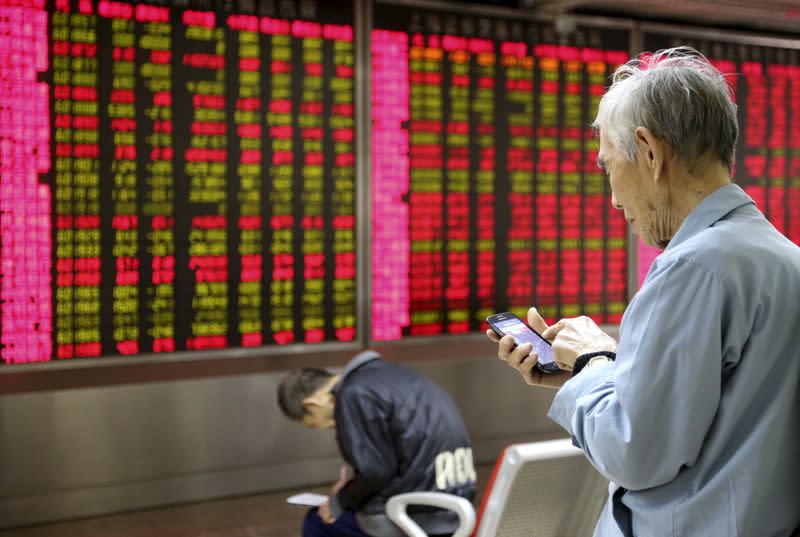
[302,393,323,411]
[635,127,666,182]
[303,390,331,411]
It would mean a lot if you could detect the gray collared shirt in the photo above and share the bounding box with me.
[332,350,382,395]
[549,184,800,536]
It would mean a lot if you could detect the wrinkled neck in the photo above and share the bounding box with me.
[651,159,731,248]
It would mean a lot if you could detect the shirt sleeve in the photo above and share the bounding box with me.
[334,390,398,511]
[548,256,729,491]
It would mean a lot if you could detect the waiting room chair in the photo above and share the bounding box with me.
[386,438,608,537]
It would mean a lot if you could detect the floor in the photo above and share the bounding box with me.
[0,467,494,537]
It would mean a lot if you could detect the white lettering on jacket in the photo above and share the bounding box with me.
[435,447,477,490]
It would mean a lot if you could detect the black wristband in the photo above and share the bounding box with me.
[572,351,617,377]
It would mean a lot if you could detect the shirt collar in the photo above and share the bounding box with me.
[665,183,754,251]
[332,350,381,394]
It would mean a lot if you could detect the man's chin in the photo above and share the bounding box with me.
[639,232,668,251]
[645,238,669,250]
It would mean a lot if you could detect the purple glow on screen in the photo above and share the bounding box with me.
[0,0,53,363]
[637,240,661,288]
[371,30,410,340]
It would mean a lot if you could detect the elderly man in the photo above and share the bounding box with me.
[489,47,800,536]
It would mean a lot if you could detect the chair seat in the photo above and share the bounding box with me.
[387,438,608,537]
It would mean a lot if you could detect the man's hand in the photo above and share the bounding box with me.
[331,465,348,494]
[318,500,336,524]
[542,315,617,371]
[486,307,571,390]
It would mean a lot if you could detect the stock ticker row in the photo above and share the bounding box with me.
[0,0,798,363]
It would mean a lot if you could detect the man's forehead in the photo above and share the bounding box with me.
[597,143,607,162]
[596,131,612,160]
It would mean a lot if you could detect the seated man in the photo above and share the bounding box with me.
[279,350,476,537]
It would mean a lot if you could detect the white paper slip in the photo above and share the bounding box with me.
[286,492,328,507]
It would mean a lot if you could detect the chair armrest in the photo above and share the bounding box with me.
[386,492,476,537]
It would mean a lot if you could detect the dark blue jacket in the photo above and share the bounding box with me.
[330,351,476,536]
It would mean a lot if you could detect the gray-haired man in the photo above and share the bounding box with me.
[489,47,800,536]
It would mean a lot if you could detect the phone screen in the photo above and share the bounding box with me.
[493,317,556,367]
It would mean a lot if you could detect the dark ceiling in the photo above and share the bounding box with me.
[432,0,800,35]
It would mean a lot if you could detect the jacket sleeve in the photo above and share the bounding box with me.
[334,389,398,511]
[548,257,735,491]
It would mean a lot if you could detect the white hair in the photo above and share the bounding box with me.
[594,46,738,170]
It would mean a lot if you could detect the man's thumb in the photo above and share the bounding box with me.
[527,307,549,334]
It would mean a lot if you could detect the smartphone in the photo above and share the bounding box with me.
[486,312,560,374]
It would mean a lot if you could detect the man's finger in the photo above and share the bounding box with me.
[542,321,565,341]
[486,329,501,343]
[507,343,532,368]
[527,307,549,334]
[498,335,517,361]
[519,352,540,385]
[319,503,335,524]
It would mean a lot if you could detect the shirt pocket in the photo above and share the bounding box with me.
[672,479,736,537]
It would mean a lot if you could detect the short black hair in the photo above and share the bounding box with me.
[277,368,333,421]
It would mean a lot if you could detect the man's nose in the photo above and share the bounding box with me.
[611,194,623,210]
